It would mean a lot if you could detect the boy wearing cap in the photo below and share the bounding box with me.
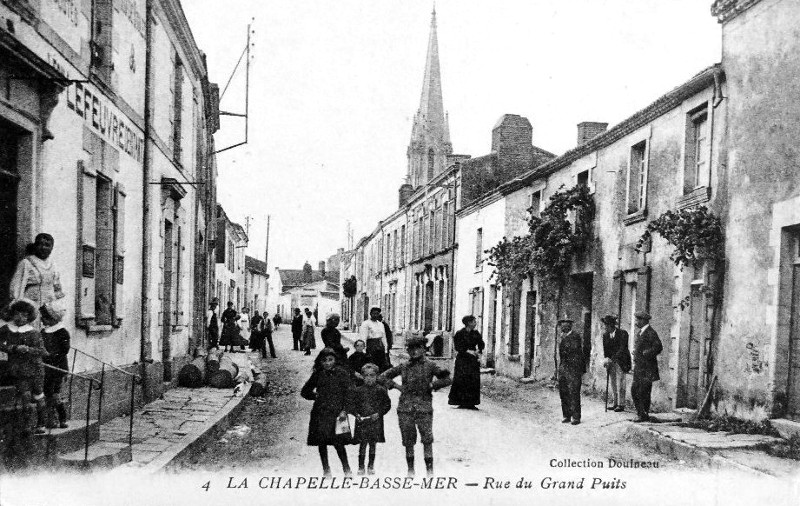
[41,303,70,428]
[380,335,451,477]
[631,312,663,422]
[601,315,631,412]
[557,318,590,425]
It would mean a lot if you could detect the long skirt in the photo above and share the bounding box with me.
[365,339,388,372]
[249,330,263,351]
[448,352,481,406]
[219,322,237,346]
[353,416,386,443]
[302,327,316,350]
[307,408,353,446]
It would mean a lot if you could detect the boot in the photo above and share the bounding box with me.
[406,456,415,477]
[357,452,366,475]
[425,457,434,477]
[56,402,68,429]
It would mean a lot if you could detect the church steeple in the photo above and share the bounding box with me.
[406,6,453,189]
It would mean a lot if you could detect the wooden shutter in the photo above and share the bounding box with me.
[636,266,652,314]
[77,161,97,321]
[112,183,126,324]
[611,270,623,320]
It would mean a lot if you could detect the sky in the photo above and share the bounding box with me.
[181,0,722,274]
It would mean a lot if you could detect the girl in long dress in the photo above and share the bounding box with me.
[300,348,353,476]
[448,315,485,409]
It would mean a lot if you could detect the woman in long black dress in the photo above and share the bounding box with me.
[219,302,239,352]
[320,313,349,368]
[301,348,353,476]
[448,315,485,409]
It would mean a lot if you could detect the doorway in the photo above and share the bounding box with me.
[524,290,538,377]
[783,228,800,419]
[0,121,21,307]
[424,280,434,332]
[161,219,174,382]
[486,285,497,368]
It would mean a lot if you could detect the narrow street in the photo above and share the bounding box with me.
[181,327,691,476]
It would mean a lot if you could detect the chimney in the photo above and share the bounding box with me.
[398,183,414,207]
[491,114,533,182]
[319,261,326,278]
[302,261,312,283]
[577,122,608,146]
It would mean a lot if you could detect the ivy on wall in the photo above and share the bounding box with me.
[636,205,724,267]
[342,275,358,298]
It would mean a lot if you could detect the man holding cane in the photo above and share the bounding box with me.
[601,315,631,412]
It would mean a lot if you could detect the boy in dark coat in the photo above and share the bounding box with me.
[348,340,369,381]
[301,348,353,476]
[291,308,303,351]
[40,303,70,428]
[380,335,451,477]
[347,363,391,475]
[0,299,48,434]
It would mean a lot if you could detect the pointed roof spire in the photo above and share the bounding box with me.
[418,5,446,133]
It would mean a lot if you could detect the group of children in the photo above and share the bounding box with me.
[301,335,451,478]
[0,299,71,436]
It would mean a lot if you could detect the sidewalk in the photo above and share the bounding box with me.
[65,352,255,472]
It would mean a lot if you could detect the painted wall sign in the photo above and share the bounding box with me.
[65,82,145,163]
[40,0,87,53]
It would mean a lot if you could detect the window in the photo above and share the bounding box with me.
[400,225,406,266]
[91,0,114,83]
[428,209,435,255]
[442,201,450,246]
[529,190,542,218]
[626,141,648,215]
[684,106,710,192]
[171,55,184,163]
[577,170,589,188]
[393,229,399,268]
[435,204,443,252]
[475,228,483,269]
[77,160,126,328]
[227,239,234,272]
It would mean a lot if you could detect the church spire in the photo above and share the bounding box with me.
[406,6,453,188]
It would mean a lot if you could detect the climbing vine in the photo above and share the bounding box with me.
[342,275,358,298]
[486,183,595,287]
[636,205,723,267]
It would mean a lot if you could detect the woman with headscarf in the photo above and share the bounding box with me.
[320,313,349,368]
[9,233,65,316]
[448,315,485,409]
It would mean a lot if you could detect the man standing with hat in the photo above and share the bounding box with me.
[601,315,631,412]
[557,318,590,425]
[631,312,663,422]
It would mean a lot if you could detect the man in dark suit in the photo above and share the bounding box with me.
[601,315,632,412]
[631,311,663,422]
[557,318,590,425]
[291,308,303,351]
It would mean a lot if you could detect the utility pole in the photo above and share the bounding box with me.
[244,215,252,240]
[264,215,271,268]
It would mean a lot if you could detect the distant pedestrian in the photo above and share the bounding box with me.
[273,313,282,330]
[380,335,451,478]
[219,301,239,353]
[359,307,388,372]
[40,302,69,428]
[261,311,276,359]
[238,307,251,352]
[302,308,317,356]
[601,315,631,412]
[448,315,485,409]
[348,340,369,382]
[206,299,219,349]
[249,310,264,352]
[557,318,590,425]
[631,312,663,423]
[321,313,348,367]
[300,348,353,477]
[347,363,391,476]
[291,308,303,351]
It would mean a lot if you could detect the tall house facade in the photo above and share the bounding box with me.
[0,0,219,417]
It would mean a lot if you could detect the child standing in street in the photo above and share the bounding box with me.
[301,347,353,476]
[40,302,70,428]
[0,299,48,435]
[380,335,451,477]
[347,340,368,382]
[348,363,391,475]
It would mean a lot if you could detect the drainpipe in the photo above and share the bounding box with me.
[140,0,155,400]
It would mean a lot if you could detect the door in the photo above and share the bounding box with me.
[788,262,800,419]
[0,123,21,307]
[424,281,434,332]
[486,286,497,368]
[162,220,174,381]
[681,284,705,408]
[524,290,537,377]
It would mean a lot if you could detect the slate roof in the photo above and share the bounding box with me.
[245,256,267,275]
[278,269,340,288]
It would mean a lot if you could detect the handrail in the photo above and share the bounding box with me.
[71,348,141,381]
[42,363,101,387]
[41,362,98,463]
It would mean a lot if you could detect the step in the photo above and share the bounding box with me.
[58,441,132,470]
[35,419,100,455]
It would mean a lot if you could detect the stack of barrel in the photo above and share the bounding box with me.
[177,349,268,396]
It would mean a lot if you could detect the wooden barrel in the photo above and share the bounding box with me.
[208,355,240,388]
[177,356,206,388]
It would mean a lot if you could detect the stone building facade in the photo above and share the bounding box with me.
[244,255,268,315]
[0,0,219,417]
[214,205,247,309]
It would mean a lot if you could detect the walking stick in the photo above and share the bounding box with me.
[604,369,610,412]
